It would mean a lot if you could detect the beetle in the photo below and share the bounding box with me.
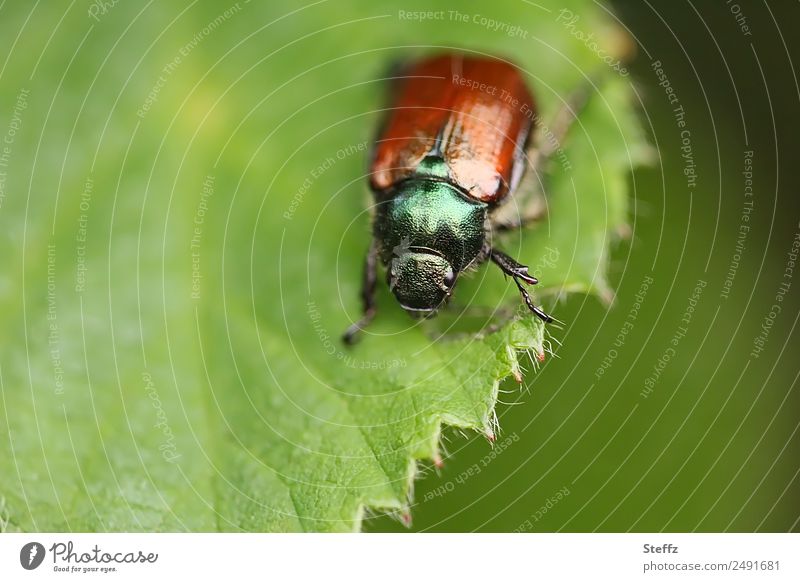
[343,53,589,344]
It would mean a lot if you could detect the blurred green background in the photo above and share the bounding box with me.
[0,0,797,532]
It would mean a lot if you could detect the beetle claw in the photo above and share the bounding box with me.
[515,267,538,285]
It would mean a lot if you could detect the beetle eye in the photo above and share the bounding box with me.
[443,268,456,288]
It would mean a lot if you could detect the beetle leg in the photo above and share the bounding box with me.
[512,277,554,323]
[530,79,593,171]
[489,248,553,323]
[500,79,595,231]
[342,239,379,345]
[491,192,547,231]
[489,248,538,285]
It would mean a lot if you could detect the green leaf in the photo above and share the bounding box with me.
[0,0,648,532]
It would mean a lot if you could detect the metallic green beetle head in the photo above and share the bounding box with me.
[388,250,455,313]
[375,176,487,314]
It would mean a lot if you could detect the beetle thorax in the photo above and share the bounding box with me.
[375,178,487,272]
